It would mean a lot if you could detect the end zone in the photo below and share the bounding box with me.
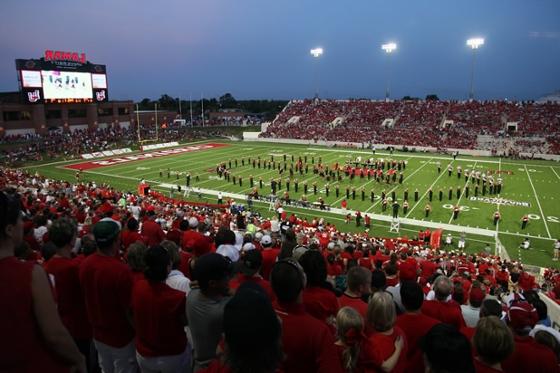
[64,143,229,171]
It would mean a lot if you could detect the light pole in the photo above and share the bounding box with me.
[381,42,397,100]
[466,37,484,100]
[310,47,323,98]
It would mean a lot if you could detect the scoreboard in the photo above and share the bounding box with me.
[16,50,108,104]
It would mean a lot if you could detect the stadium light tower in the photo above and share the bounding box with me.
[310,47,323,98]
[381,42,397,100]
[466,37,484,100]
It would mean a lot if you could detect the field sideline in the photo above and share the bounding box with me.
[26,140,560,268]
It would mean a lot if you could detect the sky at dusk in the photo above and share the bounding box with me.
[1,0,559,101]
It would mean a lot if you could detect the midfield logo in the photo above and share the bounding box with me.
[469,196,529,207]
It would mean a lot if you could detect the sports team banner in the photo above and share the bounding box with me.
[430,229,443,249]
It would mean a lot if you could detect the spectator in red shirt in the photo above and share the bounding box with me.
[200,284,283,373]
[421,324,475,373]
[339,266,371,318]
[121,218,145,251]
[422,275,466,329]
[44,218,93,370]
[126,241,147,285]
[141,211,165,247]
[396,281,440,373]
[229,249,274,300]
[299,249,340,328]
[270,259,344,373]
[472,316,514,373]
[132,245,190,372]
[335,306,366,372]
[260,235,280,280]
[359,291,407,372]
[79,219,137,373]
[0,190,86,373]
[502,300,560,373]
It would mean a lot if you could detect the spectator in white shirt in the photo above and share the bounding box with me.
[161,240,191,295]
[461,283,486,327]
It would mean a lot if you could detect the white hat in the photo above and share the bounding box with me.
[254,232,264,241]
[188,217,199,228]
[261,235,272,246]
[216,244,240,262]
[242,242,256,251]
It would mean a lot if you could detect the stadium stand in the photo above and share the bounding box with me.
[261,99,560,156]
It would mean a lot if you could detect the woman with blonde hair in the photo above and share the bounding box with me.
[335,307,365,372]
[358,291,407,372]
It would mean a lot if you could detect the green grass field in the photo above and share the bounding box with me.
[25,140,560,268]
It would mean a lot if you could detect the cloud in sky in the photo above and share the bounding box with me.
[529,31,560,39]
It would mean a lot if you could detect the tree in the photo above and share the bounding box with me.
[219,93,237,109]
[426,94,439,101]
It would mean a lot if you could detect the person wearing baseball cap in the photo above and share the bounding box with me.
[502,300,558,373]
[186,253,233,371]
[270,259,343,373]
[260,234,280,281]
[79,219,138,372]
[461,282,486,328]
[229,250,274,300]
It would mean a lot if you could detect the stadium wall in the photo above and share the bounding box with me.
[245,136,496,157]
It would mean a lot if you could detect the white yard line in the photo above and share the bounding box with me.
[551,166,560,181]
[406,160,455,217]
[362,157,425,213]
[495,158,502,234]
[448,161,478,224]
[524,165,552,238]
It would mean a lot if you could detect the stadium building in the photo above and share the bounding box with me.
[0,50,134,136]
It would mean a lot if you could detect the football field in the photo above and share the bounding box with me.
[26,140,560,268]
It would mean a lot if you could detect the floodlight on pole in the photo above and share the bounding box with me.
[381,42,397,100]
[310,47,323,98]
[466,38,484,99]
[310,48,324,58]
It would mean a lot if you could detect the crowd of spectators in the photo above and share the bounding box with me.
[261,99,560,155]
[0,126,245,165]
[2,165,560,372]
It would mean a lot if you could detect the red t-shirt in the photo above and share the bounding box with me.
[261,248,280,281]
[502,335,560,373]
[338,293,368,318]
[474,359,503,373]
[182,229,204,251]
[396,312,440,373]
[131,280,187,357]
[359,327,408,373]
[79,253,134,347]
[229,274,275,300]
[141,220,165,247]
[0,257,68,372]
[303,286,340,325]
[121,230,145,250]
[44,256,92,339]
[422,300,466,330]
[274,302,344,373]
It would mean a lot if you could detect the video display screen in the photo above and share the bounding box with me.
[41,70,93,99]
[21,70,42,88]
[91,74,107,89]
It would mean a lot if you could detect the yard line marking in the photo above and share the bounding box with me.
[406,160,455,217]
[551,166,560,181]
[448,161,478,224]
[524,165,551,239]
[495,158,502,235]
[362,157,425,213]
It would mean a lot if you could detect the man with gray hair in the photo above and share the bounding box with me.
[421,275,466,329]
